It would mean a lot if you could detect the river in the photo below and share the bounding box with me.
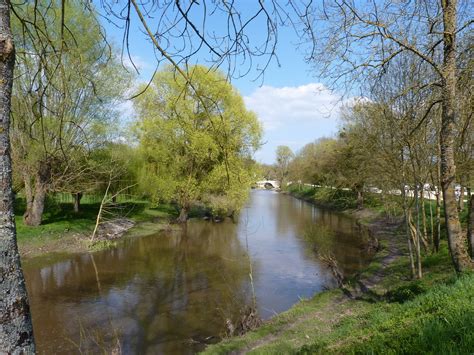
[23,190,372,354]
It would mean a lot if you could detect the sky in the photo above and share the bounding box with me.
[97,3,348,164]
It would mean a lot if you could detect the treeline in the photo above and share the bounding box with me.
[272,50,473,278]
[11,2,261,228]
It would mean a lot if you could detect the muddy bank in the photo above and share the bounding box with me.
[18,217,178,259]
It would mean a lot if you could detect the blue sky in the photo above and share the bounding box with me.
[98,3,346,164]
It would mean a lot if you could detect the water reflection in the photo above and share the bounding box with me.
[23,190,372,354]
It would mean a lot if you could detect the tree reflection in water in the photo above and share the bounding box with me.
[23,190,372,354]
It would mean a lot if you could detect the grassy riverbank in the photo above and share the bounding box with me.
[203,186,473,354]
[15,196,179,258]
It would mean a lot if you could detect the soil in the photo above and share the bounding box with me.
[18,217,177,259]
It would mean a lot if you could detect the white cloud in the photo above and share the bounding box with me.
[121,55,152,74]
[244,83,343,131]
[243,83,363,163]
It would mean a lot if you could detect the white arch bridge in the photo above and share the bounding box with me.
[255,180,280,189]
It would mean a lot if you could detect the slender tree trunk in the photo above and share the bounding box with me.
[91,178,112,243]
[415,219,423,279]
[420,187,429,250]
[433,147,442,253]
[403,201,416,279]
[468,190,473,259]
[73,192,82,213]
[413,185,423,278]
[458,185,464,211]
[408,210,422,279]
[440,0,473,272]
[0,1,36,351]
[434,187,441,253]
[428,190,434,250]
[401,155,416,278]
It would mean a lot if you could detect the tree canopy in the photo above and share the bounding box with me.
[134,65,261,221]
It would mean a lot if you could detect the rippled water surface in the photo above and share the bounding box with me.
[23,190,372,354]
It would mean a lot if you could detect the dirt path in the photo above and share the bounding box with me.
[352,217,404,296]
[240,294,349,354]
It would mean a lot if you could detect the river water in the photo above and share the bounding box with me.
[23,190,372,354]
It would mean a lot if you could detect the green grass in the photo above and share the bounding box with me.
[203,240,472,354]
[285,184,383,211]
[298,272,474,354]
[15,194,178,249]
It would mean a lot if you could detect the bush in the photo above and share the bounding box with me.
[385,281,426,303]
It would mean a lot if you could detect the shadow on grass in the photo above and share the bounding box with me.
[15,197,155,226]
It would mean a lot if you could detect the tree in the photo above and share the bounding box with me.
[10,1,129,226]
[335,125,374,209]
[275,145,294,188]
[256,163,275,181]
[340,97,428,278]
[0,0,35,351]
[309,0,473,272]
[135,65,261,223]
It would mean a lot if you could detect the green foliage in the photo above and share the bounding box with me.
[288,138,338,186]
[134,65,262,217]
[286,184,360,210]
[275,145,294,187]
[11,0,133,202]
[384,281,426,303]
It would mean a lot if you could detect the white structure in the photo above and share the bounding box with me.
[255,180,280,189]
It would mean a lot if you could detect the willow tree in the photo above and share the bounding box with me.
[135,65,261,223]
[10,1,129,226]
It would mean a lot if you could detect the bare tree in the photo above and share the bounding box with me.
[308,0,473,272]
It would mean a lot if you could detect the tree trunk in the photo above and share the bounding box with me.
[420,187,429,250]
[176,206,189,224]
[458,185,464,211]
[23,173,33,214]
[428,190,434,251]
[401,178,416,278]
[356,186,364,209]
[434,187,441,253]
[73,192,83,213]
[403,202,416,279]
[468,191,473,259]
[433,147,442,253]
[0,1,36,351]
[23,168,49,226]
[408,210,422,279]
[413,185,423,279]
[440,0,473,272]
